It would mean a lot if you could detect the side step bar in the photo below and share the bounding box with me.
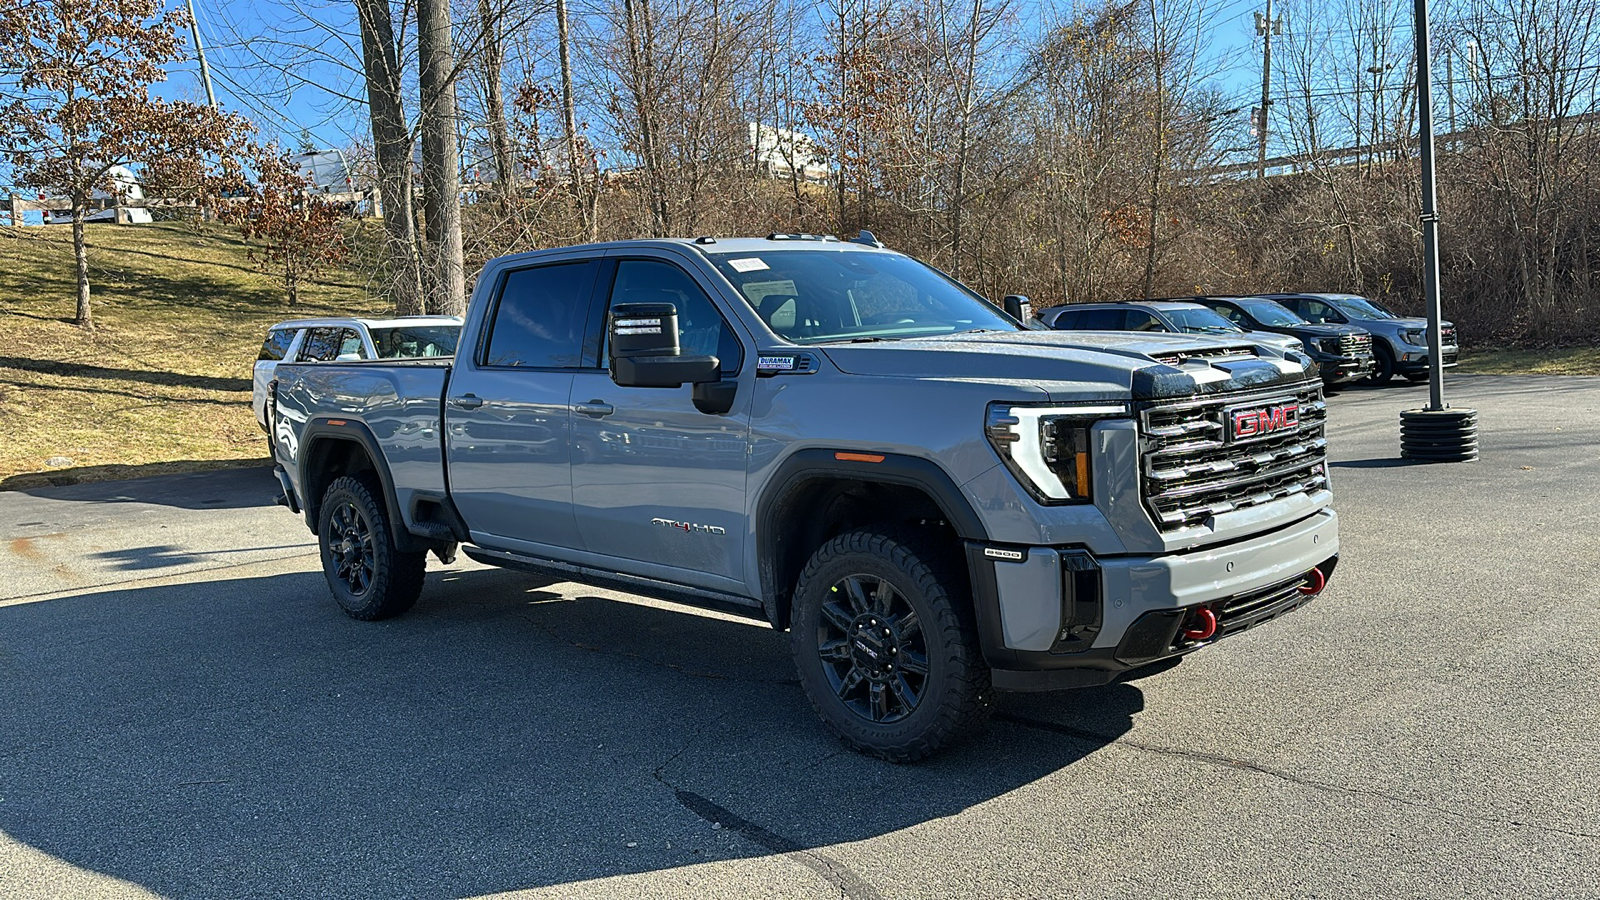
[460,545,772,626]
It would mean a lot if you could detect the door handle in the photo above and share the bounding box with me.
[451,393,484,410]
[575,400,614,418]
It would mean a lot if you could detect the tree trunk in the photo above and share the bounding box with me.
[353,0,425,316]
[419,0,467,315]
[555,0,592,240]
[478,0,515,195]
[72,200,92,331]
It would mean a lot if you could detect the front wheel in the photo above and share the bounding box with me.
[790,528,990,762]
[317,475,426,620]
[1368,345,1396,384]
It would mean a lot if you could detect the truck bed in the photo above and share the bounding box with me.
[271,360,452,532]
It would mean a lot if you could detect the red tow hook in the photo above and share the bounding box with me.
[1181,607,1218,642]
[1299,566,1328,596]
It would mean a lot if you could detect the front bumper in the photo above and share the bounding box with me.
[969,508,1340,690]
[1313,353,1376,384]
[1395,346,1460,373]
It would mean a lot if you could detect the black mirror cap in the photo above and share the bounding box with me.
[610,302,681,359]
[612,354,720,389]
[1003,294,1033,321]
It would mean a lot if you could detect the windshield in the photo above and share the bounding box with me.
[1329,295,1400,319]
[369,325,460,358]
[1239,299,1307,326]
[1165,307,1244,334]
[708,250,1019,343]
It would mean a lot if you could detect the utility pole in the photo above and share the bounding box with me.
[185,0,217,109]
[1255,2,1278,179]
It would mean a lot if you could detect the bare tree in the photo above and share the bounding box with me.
[418,0,467,313]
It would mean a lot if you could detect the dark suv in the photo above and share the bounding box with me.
[1262,293,1458,383]
[1187,296,1375,386]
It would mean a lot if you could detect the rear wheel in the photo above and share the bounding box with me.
[317,475,426,620]
[790,528,990,762]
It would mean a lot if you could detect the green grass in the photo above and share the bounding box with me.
[1457,346,1600,376]
[0,219,390,489]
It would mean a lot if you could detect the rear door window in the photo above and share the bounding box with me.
[483,261,600,368]
[258,329,296,361]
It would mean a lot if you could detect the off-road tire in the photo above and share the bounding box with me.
[317,475,426,620]
[790,527,990,762]
[1369,344,1396,384]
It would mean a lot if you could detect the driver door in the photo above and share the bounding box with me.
[568,256,754,590]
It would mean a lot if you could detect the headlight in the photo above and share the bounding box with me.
[1402,328,1426,345]
[985,402,1128,503]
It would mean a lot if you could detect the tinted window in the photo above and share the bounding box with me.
[484,261,597,368]
[371,325,459,358]
[258,329,296,362]
[1299,300,1342,324]
[1207,303,1247,325]
[609,259,743,373]
[1124,311,1167,332]
[1238,299,1306,326]
[1163,307,1240,334]
[1077,309,1126,330]
[299,327,345,361]
[1050,309,1080,329]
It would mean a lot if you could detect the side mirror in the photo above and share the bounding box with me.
[608,302,719,388]
[1002,294,1033,321]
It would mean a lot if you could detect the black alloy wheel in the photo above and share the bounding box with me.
[317,475,427,620]
[816,573,930,724]
[791,528,989,762]
[326,499,377,597]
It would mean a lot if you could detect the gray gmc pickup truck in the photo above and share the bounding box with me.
[269,234,1340,760]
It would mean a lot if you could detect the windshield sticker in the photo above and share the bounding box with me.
[728,257,769,273]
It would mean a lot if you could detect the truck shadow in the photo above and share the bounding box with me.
[0,565,1142,898]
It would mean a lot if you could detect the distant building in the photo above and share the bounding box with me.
[749,123,829,182]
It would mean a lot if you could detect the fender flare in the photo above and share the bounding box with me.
[753,449,989,628]
[298,418,426,553]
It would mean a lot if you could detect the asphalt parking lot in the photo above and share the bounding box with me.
[2,374,1597,899]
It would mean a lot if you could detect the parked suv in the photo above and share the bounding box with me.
[253,316,462,430]
[267,235,1340,760]
[1037,301,1304,354]
[1187,296,1375,386]
[1262,293,1457,383]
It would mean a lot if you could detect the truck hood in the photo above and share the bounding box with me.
[816,330,1314,400]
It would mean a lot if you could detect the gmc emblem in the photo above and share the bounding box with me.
[1229,402,1300,442]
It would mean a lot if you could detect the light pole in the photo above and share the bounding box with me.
[1399,0,1478,462]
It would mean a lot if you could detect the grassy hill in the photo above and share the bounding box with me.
[0,220,390,488]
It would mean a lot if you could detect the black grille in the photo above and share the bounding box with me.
[1138,380,1328,530]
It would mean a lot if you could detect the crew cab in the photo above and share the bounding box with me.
[1186,296,1375,387]
[268,234,1341,760]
